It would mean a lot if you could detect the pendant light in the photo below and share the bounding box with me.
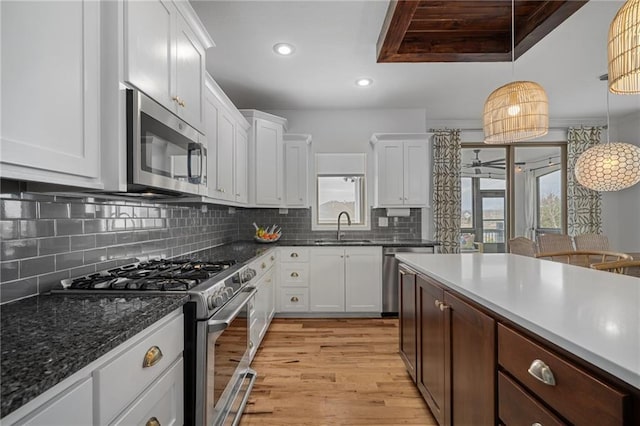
[574,76,640,191]
[608,0,640,94]
[483,0,549,144]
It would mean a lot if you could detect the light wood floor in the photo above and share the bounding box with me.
[239,318,437,426]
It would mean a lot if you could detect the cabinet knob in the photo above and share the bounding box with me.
[290,272,299,278]
[404,197,408,200]
[261,262,266,269]
[142,346,163,368]
[531,423,543,426]
[146,417,161,426]
[266,279,272,283]
[399,197,403,200]
[236,193,241,196]
[528,359,556,386]
[179,99,186,107]
[299,198,303,201]
[290,253,299,258]
[249,340,254,349]
[271,256,275,261]
[291,296,299,302]
[434,299,441,308]
[278,197,282,200]
[439,303,449,311]
[172,95,180,103]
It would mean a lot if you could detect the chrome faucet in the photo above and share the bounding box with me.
[337,211,351,241]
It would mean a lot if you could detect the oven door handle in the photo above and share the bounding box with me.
[207,287,257,333]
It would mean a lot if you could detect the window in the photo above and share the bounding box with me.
[316,175,365,225]
[461,177,473,229]
[537,169,562,231]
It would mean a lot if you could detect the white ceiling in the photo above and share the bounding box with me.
[191,0,640,121]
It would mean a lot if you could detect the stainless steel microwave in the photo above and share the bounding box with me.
[126,89,207,196]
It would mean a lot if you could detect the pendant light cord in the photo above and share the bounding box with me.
[511,0,515,78]
[606,82,611,144]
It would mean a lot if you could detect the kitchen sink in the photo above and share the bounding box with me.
[313,239,373,245]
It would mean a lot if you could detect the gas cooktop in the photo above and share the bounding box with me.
[60,258,237,292]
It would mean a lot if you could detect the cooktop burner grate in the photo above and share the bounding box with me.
[62,258,237,291]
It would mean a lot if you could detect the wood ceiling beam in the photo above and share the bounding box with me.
[377,1,420,62]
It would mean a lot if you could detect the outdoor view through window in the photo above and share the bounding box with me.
[317,176,365,225]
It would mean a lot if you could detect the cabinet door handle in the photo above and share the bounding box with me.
[179,99,186,107]
[531,423,543,426]
[290,272,299,278]
[434,299,441,308]
[146,417,161,426]
[172,96,180,104]
[439,303,449,311]
[271,256,275,261]
[261,262,266,269]
[142,346,163,368]
[290,252,299,258]
[291,296,299,302]
[527,359,556,386]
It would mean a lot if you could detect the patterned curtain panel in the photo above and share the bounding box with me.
[567,126,603,235]
[431,129,462,253]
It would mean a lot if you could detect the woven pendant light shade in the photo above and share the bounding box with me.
[575,142,640,191]
[483,81,549,144]
[608,0,640,94]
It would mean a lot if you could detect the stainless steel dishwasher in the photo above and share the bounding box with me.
[382,246,434,316]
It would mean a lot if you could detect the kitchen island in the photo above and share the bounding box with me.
[397,253,639,425]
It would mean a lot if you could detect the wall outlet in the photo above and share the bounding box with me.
[379,217,388,227]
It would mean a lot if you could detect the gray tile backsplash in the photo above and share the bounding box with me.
[0,188,422,304]
[0,192,238,303]
[237,207,421,241]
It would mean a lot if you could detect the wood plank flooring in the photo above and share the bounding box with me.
[240,318,436,426]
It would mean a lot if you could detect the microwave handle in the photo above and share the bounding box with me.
[187,143,203,183]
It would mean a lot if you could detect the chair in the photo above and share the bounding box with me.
[574,234,610,251]
[535,250,633,268]
[509,237,537,257]
[537,234,574,253]
[590,259,640,276]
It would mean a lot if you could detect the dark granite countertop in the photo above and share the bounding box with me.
[273,238,440,247]
[0,294,188,418]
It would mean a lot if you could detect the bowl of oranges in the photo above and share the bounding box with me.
[253,223,281,243]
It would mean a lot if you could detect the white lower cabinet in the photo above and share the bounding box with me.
[17,378,93,426]
[110,358,183,426]
[0,309,184,426]
[309,247,382,313]
[277,247,310,313]
[249,252,277,360]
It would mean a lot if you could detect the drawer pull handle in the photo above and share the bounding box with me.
[531,423,542,426]
[291,272,299,278]
[146,417,161,426]
[434,299,441,308]
[290,252,299,258]
[142,346,163,368]
[439,303,449,311]
[291,296,299,302]
[528,359,556,386]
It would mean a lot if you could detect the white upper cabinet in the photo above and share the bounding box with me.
[241,110,288,207]
[283,134,312,207]
[124,0,210,132]
[371,133,432,208]
[235,125,249,204]
[0,0,102,188]
[204,74,250,206]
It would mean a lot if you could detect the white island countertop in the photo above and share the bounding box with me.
[396,253,640,390]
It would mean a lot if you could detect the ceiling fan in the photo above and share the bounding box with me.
[463,149,506,174]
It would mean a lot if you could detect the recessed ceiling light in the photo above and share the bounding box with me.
[273,43,295,56]
[356,78,373,87]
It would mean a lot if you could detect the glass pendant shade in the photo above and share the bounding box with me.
[575,142,640,191]
[483,81,549,144]
[608,0,640,94]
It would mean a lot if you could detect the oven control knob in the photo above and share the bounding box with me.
[208,294,225,309]
[224,287,234,298]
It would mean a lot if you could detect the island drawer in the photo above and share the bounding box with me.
[498,371,565,426]
[498,324,627,426]
[280,247,309,262]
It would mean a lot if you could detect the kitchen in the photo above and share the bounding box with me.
[1,0,639,425]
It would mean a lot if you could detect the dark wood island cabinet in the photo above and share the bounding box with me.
[398,256,639,426]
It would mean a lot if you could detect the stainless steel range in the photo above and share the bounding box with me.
[56,251,266,426]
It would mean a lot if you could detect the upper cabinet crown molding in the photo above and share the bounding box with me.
[284,133,312,145]
[172,0,215,49]
[370,133,432,145]
[240,109,289,132]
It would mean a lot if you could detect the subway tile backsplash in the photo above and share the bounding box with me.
[0,192,238,303]
[0,187,422,304]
